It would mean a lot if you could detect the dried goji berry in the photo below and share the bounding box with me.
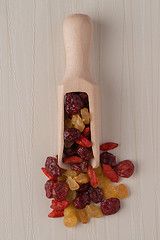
[102,164,119,183]
[41,168,57,180]
[48,209,64,218]
[63,156,83,164]
[87,165,98,188]
[82,127,90,137]
[50,200,70,210]
[76,135,92,147]
[100,142,118,151]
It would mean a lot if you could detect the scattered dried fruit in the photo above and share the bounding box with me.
[63,144,77,156]
[45,157,61,177]
[76,135,92,147]
[103,164,119,183]
[66,176,80,191]
[48,209,64,218]
[52,181,69,201]
[101,198,120,215]
[114,160,135,178]
[73,193,91,209]
[64,205,75,216]
[82,127,90,138]
[45,179,55,199]
[87,165,98,188]
[94,165,102,176]
[64,128,81,143]
[66,190,77,202]
[97,174,111,188]
[64,141,74,148]
[50,200,70,210]
[63,156,83,164]
[85,205,103,218]
[64,169,78,178]
[76,145,93,161]
[76,182,91,194]
[76,209,89,224]
[100,142,118,151]
[102,185,118,199]
[100,152,116,167]
[88,186,103,203]
[73,173,90,184]
[41,167,57,180]
[71,161,88,172]
[115,184,129,199]
[63,214,77,228]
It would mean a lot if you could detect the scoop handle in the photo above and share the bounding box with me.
[63,14,93,82]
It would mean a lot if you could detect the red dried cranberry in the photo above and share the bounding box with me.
[71,160,88,172]
[52,181,69,201]
[88,186,103,203]
[63,144,78,157]
[45,157,61,177]
[101,198,120,215]
[79,92,89,107]
[100,152,116,167]
[76,182,91,194]
[114,160,134,178]
[76,146,93,161]
[44,179,55,198]
[64,128,81,143]
[65,93,84,115]
[73,193,91,209]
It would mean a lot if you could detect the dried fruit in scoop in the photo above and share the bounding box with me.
[64,128,81,143]
[65,93,84,115]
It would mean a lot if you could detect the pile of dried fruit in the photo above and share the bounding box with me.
[41,92,135,228]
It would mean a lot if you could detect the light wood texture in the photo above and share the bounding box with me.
[1,0,160,239]
[58,14,99,169]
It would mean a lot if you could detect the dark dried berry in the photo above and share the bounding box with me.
[45,157,61,177]
[65,93,84,115]
[63,144,78,157]
[101,198,120,215]
[71,161,88,172]
[79,92,89,107]
[76,183,91,194]
[64,128,81,143]
[45,179,55,198]
[88,186,103,203]
[73,193,91,209]
[52,181,69,201]
[76,146,93,161]
[100,152,116,167]
[114,160,134,178]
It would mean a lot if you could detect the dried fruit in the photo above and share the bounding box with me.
[79,92,89,107]
[63,214,77,228]
[82,127,90,138]
[100,142,118,151]
[94,165,102,175]
[76,182,91,194]
[76,146,93,161]
[66,176,80,191]
[76,209,89,224]
[115,184,129,199]
[41,167,57,180]
[66,190,77,202]
[63,144,77,157]
[71,161,88,172]
[102,185,118,199]
[101,198,120,215]
[100,152,116,167]
[76,135,92,147]
[64,128,81,143]
[73,173,90,184]
[45,157,61,177]
[65,93,84,115]
[103,164,119,183]
[45,179,55,198]
[57,175,67,182]
[85,205,103,218]
[73,193,91,209]
[64,205,75,216]
[97,174,111,188]
[80,108,91,124]
[114,160,134,178]
[48,209,64,218]
[88,186,103,203]
[63,156,83,164]
[64,118,74,129]
[64,169,78,178]
[71,114,85,132]
[64,141,74,148]
[87,165,98,188]
[50,200,70,210]
[52,181,69,201]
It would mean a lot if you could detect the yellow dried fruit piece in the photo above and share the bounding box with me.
[57,175,67,182]
[64,118,73,129]
[102,185,118,198]
[66,190,77,202]
[97,174,111,188]
[64,141,74,148]
[115,184,129,199]
[73,173,90,184]
[63,214,77,228]
[64,169,78,178]
[66,176,80,191]
[80,108,91,124]
[76,209,89,224]
[71,114,85,132]
[85,205,103,218]
[64,205,75,216]
[94,165,102,175]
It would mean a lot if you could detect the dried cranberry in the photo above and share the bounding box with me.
[52,181,69,201]
[63,144,78,157]
[101,198,120,215]
[88,186,103,203]
[73,193,91,209]
[76,182,91,194]
[76,146,93,161]
[71,160,88,172]
[65,93,84,115]
[79,92,89,107]
[114,160,134,178]
[45,157,61,177]
[45,179,55,198]
[100,152,116,167]
[64,128,81,143]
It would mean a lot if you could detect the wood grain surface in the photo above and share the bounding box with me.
[0,0,160,239]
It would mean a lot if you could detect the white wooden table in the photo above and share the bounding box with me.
[1,0,160,239]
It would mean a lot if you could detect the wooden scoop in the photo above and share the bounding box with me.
[57,14,99,169]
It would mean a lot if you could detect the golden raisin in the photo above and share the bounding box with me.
[63,214,77,228]
[97,174,111,188]
[94,165,102,175]
[64,169,78,178]
[102,185,118,198]
[64,141,74,148]
[76,209,89,224]
[71,115,85,132]
[85,205,103,218]
[64,118,74,129]
[73,173,90,184]
[57,175,67,182]
[66,176,80,191]
[80,108,91,124]
[115,184,129,199]
[64,205,75,216]
[66,190,77,202]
